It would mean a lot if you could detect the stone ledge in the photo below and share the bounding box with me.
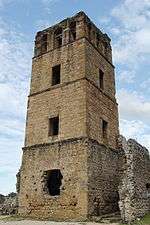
[29,77,117,104]
[22,136,117,153]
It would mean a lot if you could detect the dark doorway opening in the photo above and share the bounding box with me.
[47,169,63,196]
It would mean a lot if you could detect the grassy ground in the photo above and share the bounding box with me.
[0,214,150,224]
[120,214,150,225]
[0,215,24,221]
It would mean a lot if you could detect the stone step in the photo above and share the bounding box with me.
[91,211,121,223]
[101,211,120,218]
[101,216,121,223]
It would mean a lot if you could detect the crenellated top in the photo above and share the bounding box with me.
[34,11,112,63]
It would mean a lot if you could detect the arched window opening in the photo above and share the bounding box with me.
[54,27,63,48]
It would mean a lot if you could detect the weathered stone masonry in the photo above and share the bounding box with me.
[118,136,150,223]
[18,11,150,222]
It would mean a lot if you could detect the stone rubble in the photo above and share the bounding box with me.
[0,193,18,215]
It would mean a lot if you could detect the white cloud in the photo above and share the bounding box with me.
[141,134,150,150]
[117,89,150,150]
[42,0,73,5]
[140,77,150,90]
[111,0,150,30]
[0,0,16,8]
[120,119,150,149]
[99,0,150,149]
[35,19,55,31]
[120,119,147,138]
[117,89,150,122]
[118,70,135,84]
[0,18,31,194]
[41,0,60,13]
[109,0,150,64]
[42,0,59,3]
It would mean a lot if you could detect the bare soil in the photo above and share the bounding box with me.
[0,217,119,225]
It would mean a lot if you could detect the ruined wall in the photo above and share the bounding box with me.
[19,11,121,221]
[0,193,18,215]
[19,137,121,220]
[86,139,120,217]
[34,12,112,63]
[25,11,118,149]
[118,136,150,223]
[19,138,88,220]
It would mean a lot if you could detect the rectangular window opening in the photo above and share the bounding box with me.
[35,33,48,56]
[41,43,47,54]
[42,34,48,42]
[70,21,76,41]
[96,33,100,47]
[102,120,108,140]
[52,65,61,86]
[44,169,63,196]
[54,28,63,48]
[56,35,62,48]
[49,116,59,136]
[41,33,48,54]
[146,183,150,193]
[99,69,104,89]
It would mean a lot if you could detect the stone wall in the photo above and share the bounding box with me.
[85,39,115,100]
[26,78,87,147]
[19,11,120,220]
[86,80,119,149]
[118,136,150,223]
[30,39,86,96]
[18,11,150,223]
[27,34,119,150]
[18,138,88,220]
[0,193,18,215]
[86,139,120,217]
[18,137,120,220]
[0,195,5,205]
[34,12,112,63]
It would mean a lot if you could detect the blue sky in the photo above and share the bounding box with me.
[0,0,150,194]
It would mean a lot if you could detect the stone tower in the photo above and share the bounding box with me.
[18,12,120,220]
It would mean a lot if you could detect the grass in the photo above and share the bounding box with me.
[0,214,150,224]
[0,215,24,221]
[120,214,150,225]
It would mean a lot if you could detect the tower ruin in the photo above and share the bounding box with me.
[18,11,120,220]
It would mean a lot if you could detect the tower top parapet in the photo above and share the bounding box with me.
[34,11,112,63]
